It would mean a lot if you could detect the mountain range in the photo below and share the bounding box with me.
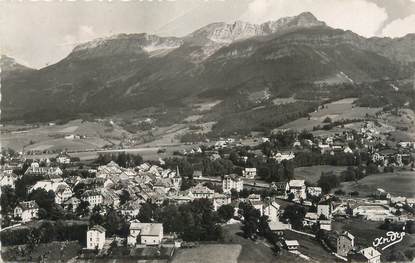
[2,12,415,125]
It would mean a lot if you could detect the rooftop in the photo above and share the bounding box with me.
[285,240,299,246]
[130,223,163,236]
[90,225,106,233]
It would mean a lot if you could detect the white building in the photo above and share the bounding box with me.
[82,190,103,209]
[263,201,280,222]
[317,202,333,219]
[288,180,306,200]
[14,201,39,222]
[319,219,332,231]
[212,193,231,211]
[269,220,291,237]
[56,152,71,164]
[30,180,72,205]
[337,231,355,257]
[271,182,290,198]
[188,183,215,199]
[222,174,243,193]
[242,168,256,179]
[24,163,63,177]
[285,240,299,251]
[87,225,106,250]
[247,194,261,202]
[359,247,381,263]
[352,205,393,221]
[303,212,318,227]
[307,187,322,197]
[0,172,17,188]
[127,221,163,246]
[96,161,123,179]
[63,197,80,212]
[272,152,295,163]
[120,201,141,218]
[54,183,73,204]
[343,146,353,154]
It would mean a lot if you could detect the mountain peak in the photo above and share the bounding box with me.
[0,55,32,73]
[297,12,319,21]
[187,12,326,44]
[292,11,325,27]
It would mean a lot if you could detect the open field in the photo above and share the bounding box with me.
[1,118,210,161]
[24,144,198,161]
[1,119,128,152]
[283,230,338,262]
[332,218,415,261]
[172,244,241,263]
[294,165,350,184]
[279,98,381,131]
[272,96,297,105]
[333,171,415,197]
[1,241,81,262]
[221,224,305,263]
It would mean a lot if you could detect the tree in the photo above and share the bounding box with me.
[287,192,295,201]
[76,200,90,217]
[109,239,118,255]
[119,190,130,206]
[28,189,55,218]
[1,186,18,215]
[138,203,156,222]
[89,205,104,226]
[240,203,261,239]
[318,172,340,194]
[15,175,44,200]
[366,163,379,175]
[323,117,332,123]
[73,182,87,199]
[217,205,234,222]
[103,208,124,237]
[281,205,306,229]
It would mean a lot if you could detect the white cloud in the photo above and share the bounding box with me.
[241,0,388,37]
[61,25,98,47]
[382,15,415,37]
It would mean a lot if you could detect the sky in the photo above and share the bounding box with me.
[1,0,415,69]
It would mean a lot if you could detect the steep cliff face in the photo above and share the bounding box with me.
[2,12,414,122]
[183,12,327,62]
[186,12,326,44]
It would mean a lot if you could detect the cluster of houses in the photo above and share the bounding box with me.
[336,231,381,263]
[86,221,164,250]
[1,119,414,261]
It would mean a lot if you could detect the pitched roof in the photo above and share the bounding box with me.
[360,247,381,259]
[342,231,355,240]
[268,221,289,231]
[190,184,214,195]
[90,225,106,233]
[285,240,299,246]
[271,181,288,190]
[82,189,101,197]
[289,180,305,188]
[130,222,162,236]
[224,174,242,181]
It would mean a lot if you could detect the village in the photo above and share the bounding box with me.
[1,120,415,262]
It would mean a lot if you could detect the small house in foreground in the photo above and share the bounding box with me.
[87,225,106,250]
[285,240,299,251]
[14,201,39,222]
